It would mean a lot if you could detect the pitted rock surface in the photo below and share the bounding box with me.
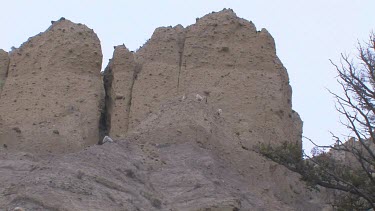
[0,18,104,154]
[108,9,302,149]
[103,46,138,139]
[0,9,332,211]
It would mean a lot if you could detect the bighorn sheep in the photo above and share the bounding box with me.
[196,94,203,101]
[102,136,114,144]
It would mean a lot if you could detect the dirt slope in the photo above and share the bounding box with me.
[0,98,328,210]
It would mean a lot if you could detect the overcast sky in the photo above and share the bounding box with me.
[0,1,374,153]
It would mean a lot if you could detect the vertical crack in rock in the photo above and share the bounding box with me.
[125,63,141,133]
[176,28,186,94]
[5,57,9,77]
[99,65,114,143]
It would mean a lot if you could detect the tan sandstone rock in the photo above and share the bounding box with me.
[0,49,9,93]
[0,10,332,210]
[179,10,302,148]
[128,24,186,131]
[108,9,302,148]
[0,18,103,154]
[98,9,316,209]
[103,45,138,139]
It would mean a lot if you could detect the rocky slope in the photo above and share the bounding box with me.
[0,9,331,211]
[0,18,103,154]
[0,98,327,210]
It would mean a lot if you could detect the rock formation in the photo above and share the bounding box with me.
[92,9,324,210]
[0,18,103,154]
[102,46,138,139]
[0,49,9,92]
[0,9,332,211]
[105,9,302,150]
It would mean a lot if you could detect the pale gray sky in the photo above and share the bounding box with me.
[1,1,374,153]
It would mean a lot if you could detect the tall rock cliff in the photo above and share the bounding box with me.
[92,9,323,209]
[0,10,331,211]
[0,18,104,154]
[106,9,302,149]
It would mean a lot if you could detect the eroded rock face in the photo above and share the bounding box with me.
[102,46,138,139]
[97,9,315,209]
[0,9,330,210]
[0,18,103,154]
[128,25,186,133]
[0,49,9,92]
[108,9,302,148]
[179,10,301,148]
